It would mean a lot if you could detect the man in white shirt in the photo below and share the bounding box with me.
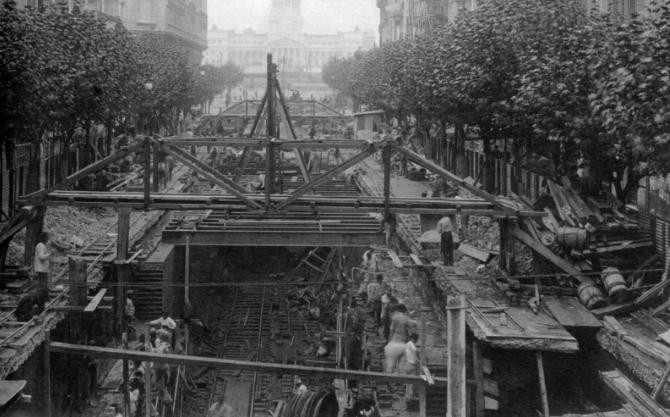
[150,311,177,332]
[436,216,456,266]
[34,232,51,283]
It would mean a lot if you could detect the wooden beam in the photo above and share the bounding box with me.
[652,361,670,401]
[536,351,550,417]
[49,342,447,386]
[83,288,108,313]
[143,137,151,210]
[510,225,594,285]
[383,144,391,216]
[157,142,264,211]
[276,82,311,183]
[21,143,144,204]
[45,331,52,417]
[447,295,466,417]
[472,340,486,417]
[162,230,385,247]
[234,92,268,183]
[165,138,370,150]
[275,142,383,211]
[394,145,516,215]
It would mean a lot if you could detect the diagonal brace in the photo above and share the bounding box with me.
[393,145,516,215]
[156,141,264,211]
[22,143,145,204]
[275,141,385,211]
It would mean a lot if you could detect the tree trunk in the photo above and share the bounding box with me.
[482,136,495,194]
[455,122,466,177]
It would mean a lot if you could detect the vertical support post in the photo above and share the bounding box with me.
[383,144,391,217]
[152,145,160,193]
[45,331,52,417]
[447,295,466,417]
[143,136,151,211]
[472,340,485,417]
[184,234,190,312]
[123,335,130,417]
[69,257,88,307]
[116,207,130,335]
[265,53,277,210]
[536,351,550,417]
[144,328,152,417]
[419,309,428,417]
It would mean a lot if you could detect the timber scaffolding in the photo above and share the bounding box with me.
[4,52,667,417]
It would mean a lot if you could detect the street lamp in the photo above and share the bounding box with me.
[144,82,154,134]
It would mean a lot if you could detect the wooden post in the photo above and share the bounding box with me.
[652,361,670,401]
[536,351,550,417]
[152,146,160,193]
[185,234,190,310]
[265,53,276,211]
[116,207,130,334]
[144,328,152,417]
[472,340,485,417]
[143,136,151,211]
[123,334,130,416]
[447,295,466,417]
[45,331,52,417]
[383,144,391,217]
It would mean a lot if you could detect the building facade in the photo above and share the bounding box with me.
[14,0,208,66]
[378,0,651,45]
[203,0,376,74]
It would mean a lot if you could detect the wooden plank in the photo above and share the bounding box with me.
[536,351,550,417]
[652,361,670,401]
[603,316,627,338]
[511,226,593,285]
[446,295,467,417]
[0,380,26,406]
[472,340,485,417]
[543,296,601,328]
[636,279,670,306]
[458,243,493,263]
[49,342,448,386]
[591,302,636,319]
[387,249,404,268]
[601,369,669,417]
[223,379,252,417]
[83,288,107,313]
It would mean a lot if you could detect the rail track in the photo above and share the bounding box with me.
[183,275,327,417]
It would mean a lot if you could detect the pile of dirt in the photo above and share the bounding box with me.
[6,206,117,271]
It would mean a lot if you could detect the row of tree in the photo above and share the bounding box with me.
[323,0,670,199]
[0,1,243,150]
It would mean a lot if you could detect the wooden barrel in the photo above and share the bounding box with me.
[283,391,339,417]
[577,282,608,310]
[540,232,563,256]
[556,227,589,250]
[602,267,628,303]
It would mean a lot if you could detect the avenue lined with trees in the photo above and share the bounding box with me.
[323,0,670,201]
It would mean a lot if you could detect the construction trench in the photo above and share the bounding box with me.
[2,55,670,417]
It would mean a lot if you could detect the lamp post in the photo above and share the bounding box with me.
[143,82,154,135]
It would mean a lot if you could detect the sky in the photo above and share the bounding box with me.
[208,0,379,35]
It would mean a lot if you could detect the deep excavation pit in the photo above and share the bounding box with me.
[173,246,371,417]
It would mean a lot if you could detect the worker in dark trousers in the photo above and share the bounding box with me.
[437,216,455,266]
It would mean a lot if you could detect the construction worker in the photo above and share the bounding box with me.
[383,305,417,373]
[436,216,456,266]
[403,333,421,400]
[150,311,177,333]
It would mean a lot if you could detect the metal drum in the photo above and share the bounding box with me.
[602,267,628,303]
[283,391,339,417]
[578,282,608,310]
[556,227,590,250]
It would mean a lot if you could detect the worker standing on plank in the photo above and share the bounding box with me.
[150,311,177,332]
[436,216,455,266]
[384,304,417,373]
[33,232,51,302]
[402,333,421,400]
[366,273,383,326]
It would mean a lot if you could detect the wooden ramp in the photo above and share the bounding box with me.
[544,296,602,329]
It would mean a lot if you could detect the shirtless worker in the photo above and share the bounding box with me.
[383,304,417,373]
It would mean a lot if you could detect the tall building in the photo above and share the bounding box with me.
[15,0,209,66]
[203,0,375,74]
[378,0,651,45]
